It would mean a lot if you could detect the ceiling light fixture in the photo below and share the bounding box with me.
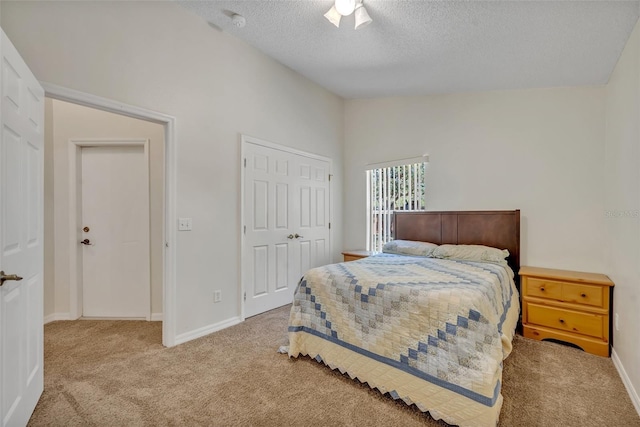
[324,5,342,27]
[324,0,372,29]
[335,0,356,16]
[354,2,372,29]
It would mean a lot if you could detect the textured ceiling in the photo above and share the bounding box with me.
[180,1,640,99]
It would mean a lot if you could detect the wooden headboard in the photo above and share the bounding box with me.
[393,210,521,278]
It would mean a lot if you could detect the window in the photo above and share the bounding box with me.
[366,157,427,251]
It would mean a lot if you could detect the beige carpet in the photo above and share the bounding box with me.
[30,305,639,427]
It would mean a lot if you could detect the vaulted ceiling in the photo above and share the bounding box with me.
[180,1,640,98]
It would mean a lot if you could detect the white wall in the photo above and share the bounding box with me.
[345,87,606,272]
[605,18,640,411]
[45,99,165,319]
[1,1,344,337]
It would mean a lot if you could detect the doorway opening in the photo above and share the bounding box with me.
[43,84,177,346]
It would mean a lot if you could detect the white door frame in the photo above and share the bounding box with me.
[239,134,332,321]
[70,138,151,320]
[41,82,178,347]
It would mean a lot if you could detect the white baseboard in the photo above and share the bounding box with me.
[50,313,163,322]
[81,316,147,320]
[612,348,640,416]
[174,316,242,346]
[43,313,72,324]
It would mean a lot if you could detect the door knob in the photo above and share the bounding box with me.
[287,234,295,240]
[0,271,23,287]
[294,234,304,239]
[81,239,93,246]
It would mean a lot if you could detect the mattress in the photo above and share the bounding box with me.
[287,254,520,427]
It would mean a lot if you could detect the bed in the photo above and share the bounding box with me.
[286,210,520,427]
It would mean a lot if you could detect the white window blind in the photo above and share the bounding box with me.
[366,158,427,252]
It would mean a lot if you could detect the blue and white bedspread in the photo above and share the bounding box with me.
[287,254,520,427]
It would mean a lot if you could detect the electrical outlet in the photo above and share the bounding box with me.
[214,290,222,303]
[178,218,192,231]
[615,313,619,331]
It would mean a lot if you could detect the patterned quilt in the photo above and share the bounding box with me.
[287,254,519,427]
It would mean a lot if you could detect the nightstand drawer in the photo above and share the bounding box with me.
[525,278,563,300]
[561,283,603,307]
[526,302,604,339]
[525,278,604,308]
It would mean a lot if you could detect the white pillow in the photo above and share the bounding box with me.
[432,244,509,265]
[382,240,438,257]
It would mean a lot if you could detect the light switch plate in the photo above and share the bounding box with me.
[178,218,192,231]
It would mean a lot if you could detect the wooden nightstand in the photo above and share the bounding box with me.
[519,266,614,357]
[342,250,376,262]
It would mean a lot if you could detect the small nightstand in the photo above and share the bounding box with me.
[520,266,614,357]
[342,250,376,262]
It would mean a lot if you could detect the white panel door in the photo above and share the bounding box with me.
[81,144,150,318]
[0,29,44,427]
[243,140,330,318]
[296,157,331,274]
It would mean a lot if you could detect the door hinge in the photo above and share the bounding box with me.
[243,225,246,234]
[165,241,169,248]
[244,292,247,301]
[329,222,331,230]
[329,174,332,181]
[244,158,247,168]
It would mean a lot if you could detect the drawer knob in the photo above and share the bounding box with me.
[540,287,545,291]
[559,319,565,324]
[581,293,587,298]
